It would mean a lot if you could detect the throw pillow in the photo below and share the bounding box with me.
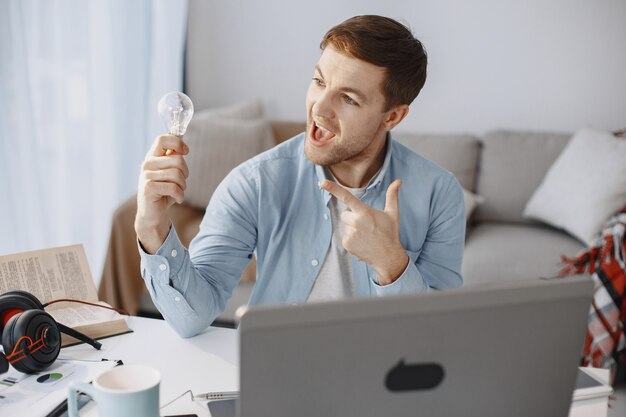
[523,128,626,244]
[462,187,483,222]
[183,113,275,210]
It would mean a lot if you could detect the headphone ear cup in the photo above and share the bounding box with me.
[3,310,61,374]
[0,291,44,335]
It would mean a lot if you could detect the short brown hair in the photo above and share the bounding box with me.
[320,15,427,111]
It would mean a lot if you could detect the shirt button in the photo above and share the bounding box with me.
[311,259,319,267]
[323,213,329,220]
[174,296,181,302]
[159,264,167,271]
[171,249,178,258]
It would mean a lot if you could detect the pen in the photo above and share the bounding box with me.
[192,390,239,401]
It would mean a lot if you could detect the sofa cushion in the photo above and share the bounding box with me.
[462,223,585,286]
[475,130,571,223]
[184,115,275,210]
[523,128,626,245]
[393,133,480,191]
[462,187,483,222]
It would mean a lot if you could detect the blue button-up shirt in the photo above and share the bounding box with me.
[140,133,465,337]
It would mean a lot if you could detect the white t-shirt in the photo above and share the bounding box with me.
[307,183,366,302]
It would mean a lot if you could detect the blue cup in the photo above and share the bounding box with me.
[68,364,160,417]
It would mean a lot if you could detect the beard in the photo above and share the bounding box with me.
[304,120,373,166]
[304,140,362,166]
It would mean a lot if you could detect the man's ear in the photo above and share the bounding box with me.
[380,104,410,131]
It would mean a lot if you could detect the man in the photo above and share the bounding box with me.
[135,15,465,337]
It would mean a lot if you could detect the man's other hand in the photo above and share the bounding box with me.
[320,179,409,285]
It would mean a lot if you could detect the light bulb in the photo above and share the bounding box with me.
[157,91,194,136]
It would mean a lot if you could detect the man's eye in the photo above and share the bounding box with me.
[312,77,325,87]
[343,95,358,106]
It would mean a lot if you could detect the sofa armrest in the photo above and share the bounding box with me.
[271,120,306,143]
[98,194,205,314]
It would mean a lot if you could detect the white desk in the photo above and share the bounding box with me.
[62,316,238,416]
[61,316,609,417]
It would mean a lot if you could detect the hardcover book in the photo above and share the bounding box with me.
[0,244,131,346]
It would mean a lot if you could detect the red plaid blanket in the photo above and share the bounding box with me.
[560,205,626,383]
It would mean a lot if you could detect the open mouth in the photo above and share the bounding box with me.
[310,120,337,146]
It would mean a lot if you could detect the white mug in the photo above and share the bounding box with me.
[68,364,160,417]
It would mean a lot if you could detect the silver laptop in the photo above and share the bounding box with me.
[216,276,593,417]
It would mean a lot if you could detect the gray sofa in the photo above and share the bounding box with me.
[395,129,585,286]
[99,122,586,324]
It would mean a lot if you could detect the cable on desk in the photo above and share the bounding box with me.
[160,389,193,409]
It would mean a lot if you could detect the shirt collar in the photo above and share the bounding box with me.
[316,132,393,203]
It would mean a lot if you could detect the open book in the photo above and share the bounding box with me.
[0,244,131,346]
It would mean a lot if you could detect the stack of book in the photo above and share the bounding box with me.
[568,367,613,417]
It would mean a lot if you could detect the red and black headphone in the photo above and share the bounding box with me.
[0,290,103,374]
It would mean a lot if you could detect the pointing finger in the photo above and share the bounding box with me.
[384,179,403,219]
[320,179,368,213]
[340,210,359,227]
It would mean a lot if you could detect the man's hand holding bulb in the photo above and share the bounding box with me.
[135,92,194,254]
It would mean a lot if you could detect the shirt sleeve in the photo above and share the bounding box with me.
[139,226,205,337]
[371,173,465,295]
[138,162,259,338]
[370,258,428,296]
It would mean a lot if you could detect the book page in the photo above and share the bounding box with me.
[0,244,98,304]
[48,301,122,327]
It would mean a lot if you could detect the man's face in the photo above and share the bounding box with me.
[305,46,390,167]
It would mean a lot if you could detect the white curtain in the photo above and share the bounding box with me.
[0,0,188,286]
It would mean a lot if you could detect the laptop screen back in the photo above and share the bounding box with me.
[238,276,592,417]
